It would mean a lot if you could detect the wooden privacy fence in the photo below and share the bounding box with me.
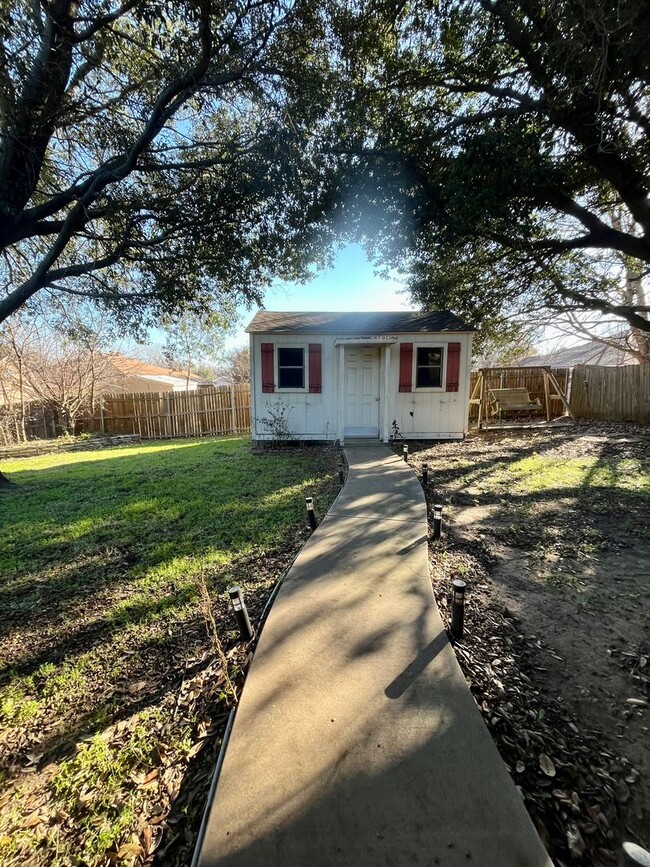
[569,365,650,423]
[469,368,570,420]
[92,386,251,438]
[2,401,60,443]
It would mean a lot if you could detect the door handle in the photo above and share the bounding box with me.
[375,397,381,401]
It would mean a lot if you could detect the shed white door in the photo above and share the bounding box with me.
[344,347,380,437]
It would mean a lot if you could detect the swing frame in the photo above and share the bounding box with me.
[469,366,574,430]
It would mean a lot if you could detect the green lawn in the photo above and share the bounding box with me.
[0,437,338,865]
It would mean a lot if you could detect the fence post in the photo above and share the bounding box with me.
[230,383,236,433]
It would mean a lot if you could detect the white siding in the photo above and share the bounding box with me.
[250,331,472,442]
[251,333,339,441]
[390,334,473,440]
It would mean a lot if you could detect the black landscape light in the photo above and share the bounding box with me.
[228,585,253,642]
[338,462,345,486]
[422,464,429,486]
[432,504,443,540]
[305,496,318,530]
[450,579,466,641]
[403,444,408,462]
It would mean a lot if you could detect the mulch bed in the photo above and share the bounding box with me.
[432,551,629,866]
[398,422,650,867]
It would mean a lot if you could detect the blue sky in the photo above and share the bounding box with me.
[224,243,411,349]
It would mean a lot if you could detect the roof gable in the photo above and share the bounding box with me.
[246,310,474,334]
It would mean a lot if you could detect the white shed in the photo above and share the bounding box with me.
[248,311,474,444]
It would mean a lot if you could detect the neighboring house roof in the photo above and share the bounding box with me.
[515,340,639,368]
[246,310,474,334]
[108,355,209,384]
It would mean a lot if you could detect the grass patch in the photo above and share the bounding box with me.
[0,436,339,865]
[496,454,650,495]
[407,430,650,589]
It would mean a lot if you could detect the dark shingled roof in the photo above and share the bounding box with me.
[246,310,474,334]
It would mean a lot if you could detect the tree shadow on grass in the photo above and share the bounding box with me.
[0,596,242,778]
[0,440,337,799]
[410,434,648,531]
[0,442,334,657]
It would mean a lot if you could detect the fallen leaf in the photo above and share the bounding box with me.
[23,812,45,828]
[137,769,159,789]
[615,780,631,803]
[566,822,586,857]
[128,681,147,695]
[117,842,145,859]
[539,753,556,777]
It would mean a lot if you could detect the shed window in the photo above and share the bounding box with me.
[416,347,444,388]
[278,347,305,389]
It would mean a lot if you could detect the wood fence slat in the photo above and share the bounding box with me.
[66,386,255,440]
[568,365,650,422]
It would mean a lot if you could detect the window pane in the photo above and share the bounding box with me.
[416,366,442,388]
[278,347,304,366]
[417,348,442,366]
[278,367,304,388]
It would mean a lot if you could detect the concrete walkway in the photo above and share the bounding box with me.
[197,446,553,867]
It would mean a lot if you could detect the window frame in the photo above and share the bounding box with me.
[414,345,446,391]
[275,344,308,392]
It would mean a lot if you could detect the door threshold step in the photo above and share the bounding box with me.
[344,439,383,446]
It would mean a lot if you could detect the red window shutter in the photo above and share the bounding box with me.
[446,342,461,392]
[399,343,413,392]
[261,343,274,393]
[308,343,322,393]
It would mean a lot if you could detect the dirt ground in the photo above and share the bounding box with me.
[403,421,649,866]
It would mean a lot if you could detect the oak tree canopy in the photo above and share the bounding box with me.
[0,0,325,326]
[316,0,649,354]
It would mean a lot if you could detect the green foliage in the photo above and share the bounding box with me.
[50,718,160,861]
[0,1,332,327]
[160,310,230,384]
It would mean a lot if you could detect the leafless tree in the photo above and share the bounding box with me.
[1,299,123,439]
[217,345,250,384]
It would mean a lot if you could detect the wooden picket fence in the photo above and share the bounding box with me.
[569,365,650,423]
[91,385,251,438]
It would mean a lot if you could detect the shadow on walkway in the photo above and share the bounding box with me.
[197,446,552,867]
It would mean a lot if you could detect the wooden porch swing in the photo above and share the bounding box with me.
[469,366,575,430]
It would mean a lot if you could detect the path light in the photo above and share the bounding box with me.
[228,585,253,642]
[422,464,429,486]
[432,504,443,540]
[451,579,466,641]
[338,462,345,486]
[305,496,318,530]
[403,444,409,462]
